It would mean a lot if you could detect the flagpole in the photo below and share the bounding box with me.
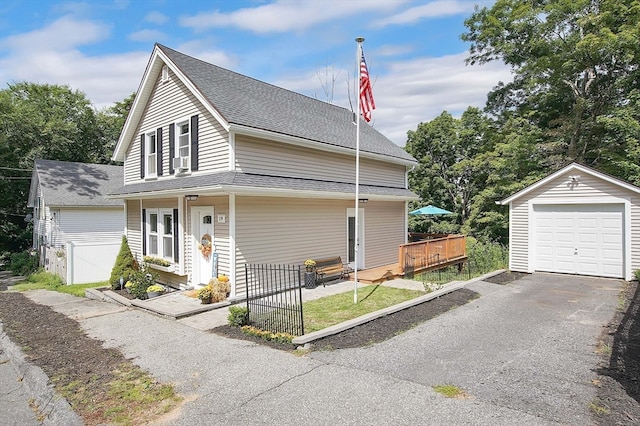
[354,37,364,304]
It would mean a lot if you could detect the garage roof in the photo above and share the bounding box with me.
[498,163,640,205]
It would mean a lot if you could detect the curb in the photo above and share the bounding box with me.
[292,269,506,345]
[85,287,132,306]
[0,323,83,426]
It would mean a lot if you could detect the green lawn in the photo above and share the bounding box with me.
[9,271,106,297]
[303,285,424,333]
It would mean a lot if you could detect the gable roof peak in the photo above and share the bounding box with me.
[113,44,416,165]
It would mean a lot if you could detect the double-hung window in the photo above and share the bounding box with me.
[146,209,173,261]
[176,119,190,170]
[145,131,157,177]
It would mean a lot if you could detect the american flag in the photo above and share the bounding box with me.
[359,53,375,122]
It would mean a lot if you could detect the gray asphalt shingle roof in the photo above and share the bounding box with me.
[110,171,416,199]
[34,159,124,207]
[158,44,416,163]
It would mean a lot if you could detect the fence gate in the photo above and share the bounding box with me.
[244,264,304,336]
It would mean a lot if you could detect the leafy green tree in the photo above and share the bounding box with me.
[0,83,133,257]
[96,92,135,164]
[462,0,640,184]
[405,108,493,234]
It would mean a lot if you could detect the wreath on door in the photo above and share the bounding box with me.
[198,234,212,259]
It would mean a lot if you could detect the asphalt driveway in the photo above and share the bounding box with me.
[11,272,624,425]
[310,273,623,424]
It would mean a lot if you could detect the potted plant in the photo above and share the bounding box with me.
[304,259,316,272]
[196,286,213,304]
[303,259,317,289]
[124,281,134,293]
[146,284,165,298]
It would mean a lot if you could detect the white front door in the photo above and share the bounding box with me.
[347,208,365,270]
[533,204,624,278]
[191,206,215,286]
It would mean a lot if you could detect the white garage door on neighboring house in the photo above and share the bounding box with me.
[534,204,624,278]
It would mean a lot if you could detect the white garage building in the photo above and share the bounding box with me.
[499,163,640,281]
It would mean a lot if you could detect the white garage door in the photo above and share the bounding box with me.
[534,204,623,278]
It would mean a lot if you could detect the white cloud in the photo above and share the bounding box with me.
[271,51,512,146]
[180,0,406,33]
[373,0,477,27]
[129,29,166,42]
[145,11,168,24]
[2,15,110,50]
[372,52,512,144]
[1,15,147,108]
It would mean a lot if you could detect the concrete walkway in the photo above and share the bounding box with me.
[89,277,428,331]
[2,272,626,425]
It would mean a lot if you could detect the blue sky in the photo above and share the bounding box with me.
[0,0,510,145]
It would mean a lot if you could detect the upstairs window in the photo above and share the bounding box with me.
[145,131,157,178]
[178,120,190,160]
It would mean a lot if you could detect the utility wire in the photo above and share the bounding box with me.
[0,166,32,172]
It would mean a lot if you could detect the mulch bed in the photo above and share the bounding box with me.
[213,287,481,351]
[0,292,134,424]
[593,279,640,425]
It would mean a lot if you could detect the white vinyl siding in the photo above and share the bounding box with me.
[234,197,405,296]
[364,201,406,268]
[56,209,124,243]
[126,200,142,259]
[123,66,229,184]
[235,136,407,188]
[509,199,530,272]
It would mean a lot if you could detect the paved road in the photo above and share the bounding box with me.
[4,273,624,425]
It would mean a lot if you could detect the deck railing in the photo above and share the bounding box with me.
[399,234,466,274]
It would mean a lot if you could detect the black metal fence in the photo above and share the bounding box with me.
[244,264,304,336]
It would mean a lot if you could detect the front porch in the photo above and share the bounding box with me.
[356,234,467,284]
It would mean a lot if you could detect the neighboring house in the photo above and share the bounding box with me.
[27,159,125,284]
[110,44,418,298]
[499,163,640,281]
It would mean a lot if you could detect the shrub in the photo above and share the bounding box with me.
[635,269,640,281]
[109,236,138,290]
[9,250,38,276]
[26,270,64,288]
[128,264,157,299]
[228,306,249,327]
[240,325,294,344]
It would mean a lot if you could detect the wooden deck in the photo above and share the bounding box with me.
[353,235,468,284]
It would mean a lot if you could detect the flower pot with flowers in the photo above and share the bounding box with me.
[303,259,317,288]
[196,286,213,304]
[146,284,165,298]
[304,259,316,272]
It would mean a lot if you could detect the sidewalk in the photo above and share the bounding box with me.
[87,277,427,331]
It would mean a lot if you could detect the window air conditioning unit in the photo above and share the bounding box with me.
[173,157,189,171]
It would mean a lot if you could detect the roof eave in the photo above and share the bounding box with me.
[498,162,640,205]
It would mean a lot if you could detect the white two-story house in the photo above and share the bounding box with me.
[110,44,417,298]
